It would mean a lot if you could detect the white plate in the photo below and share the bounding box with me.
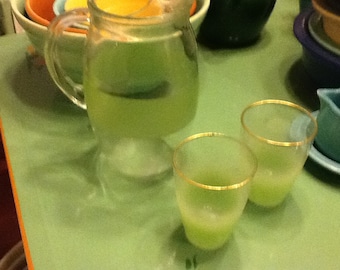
[308,11,340,56]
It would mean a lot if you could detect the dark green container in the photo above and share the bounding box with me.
[198,0,277,48]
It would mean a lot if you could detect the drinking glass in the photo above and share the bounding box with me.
[44,0,198,181]
[173,132,257,250]
[241,100,318,208]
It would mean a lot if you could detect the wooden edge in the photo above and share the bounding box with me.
[0,119,34,270]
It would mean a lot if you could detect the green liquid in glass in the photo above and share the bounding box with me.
[177,173,249,250]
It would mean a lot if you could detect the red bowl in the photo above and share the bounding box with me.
[25,0,55,26]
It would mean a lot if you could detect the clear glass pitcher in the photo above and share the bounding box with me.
[44,0,199,181]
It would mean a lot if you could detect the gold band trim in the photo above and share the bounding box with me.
[173,132,257,191]
[241,99,318,147]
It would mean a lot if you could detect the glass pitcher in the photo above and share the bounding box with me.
[44,0,199,181]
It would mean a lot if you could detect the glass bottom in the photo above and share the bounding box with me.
[96,137,173,182]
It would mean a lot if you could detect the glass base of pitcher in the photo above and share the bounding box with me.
[97,137,173,182]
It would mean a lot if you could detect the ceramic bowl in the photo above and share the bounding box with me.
[53,0,206,19]
[12,0,209,84]
[312,0,340,45]
[11,0,85,84]
[293,9,340,87]
[53,0,209,33]
[308,12,340,56]
[11,0,85,53]
[25,0,55,26]
[191,0,210,34]
[52,0,209,34]
[12,0,209,54]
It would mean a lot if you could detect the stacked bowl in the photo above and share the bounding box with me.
[11,0,210,55]
[294,0,340,87]
[11,0,210,87]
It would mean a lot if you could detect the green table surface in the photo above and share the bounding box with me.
[1,1,340,269]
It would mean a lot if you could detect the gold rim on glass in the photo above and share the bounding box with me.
[173,132,257,191]
[241,99,318,147]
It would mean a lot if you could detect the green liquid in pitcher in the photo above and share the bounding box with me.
[83,37,198,138]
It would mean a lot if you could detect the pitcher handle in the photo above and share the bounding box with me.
[44,9,89,109]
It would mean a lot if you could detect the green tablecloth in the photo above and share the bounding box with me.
[1,0,339,269]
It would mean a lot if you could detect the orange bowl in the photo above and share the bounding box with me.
[190,0,197,16]
[25,0,87,33]
[25,0,55,26]
[312,0,340,45]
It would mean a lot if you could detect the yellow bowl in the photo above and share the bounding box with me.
[60,0,208,34]
[62,0,198,16]
[312,0,340,45]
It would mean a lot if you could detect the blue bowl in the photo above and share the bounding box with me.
[293,9,340,87]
